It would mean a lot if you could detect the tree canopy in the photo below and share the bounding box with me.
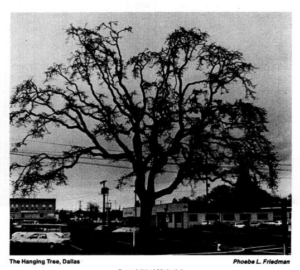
[11,22,278,228]
[176,184,287,211]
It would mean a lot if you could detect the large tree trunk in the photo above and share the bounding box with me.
[136,195,155,253]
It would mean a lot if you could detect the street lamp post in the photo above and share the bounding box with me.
[206,178,210,224]
[106,201,112,225]
[100,180,109,225]
[205,154,210,226]
[134,191,137,226]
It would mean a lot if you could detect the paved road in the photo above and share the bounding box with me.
[10,244,82,255]
[10,242,291,256]
[240,244,291,255]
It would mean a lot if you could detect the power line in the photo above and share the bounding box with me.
[10,151,134,170]
[11,139,123,153]
[10,139,292,167]
[10,149,119,163]
[11,148,293,173]
[10,151,292,172]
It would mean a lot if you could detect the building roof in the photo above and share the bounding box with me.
[10,198,56,201]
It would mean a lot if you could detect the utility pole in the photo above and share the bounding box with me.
[134,191,137,226]
[106,200,111,225]
[281,199,288,255]
[206,179,210,220]
[111,200,117,210]
[100,180,109,225]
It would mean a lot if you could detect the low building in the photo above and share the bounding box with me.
[123,202,291,229]
[10,198,56,223]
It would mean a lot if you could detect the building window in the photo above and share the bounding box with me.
[257,213,268,220]
[189,214,198,222]
[42,204,46,210]
[36,204,39,209]
[206,214,219,220]
[21,204,24,210]
[167,213,173,223]
[48,204,52,210]
[175,213,182,223]
[11,204,19,212]
[240,214,251,221]
[25,204,29,209]
[223,214,235,220]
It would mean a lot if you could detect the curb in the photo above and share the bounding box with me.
[178,247,245,255]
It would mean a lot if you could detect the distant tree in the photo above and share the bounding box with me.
[194,195,208,205]
[177,196,192,203]
[286,194,292,206]
[87,202,99,212]
[10,22,278,248]
[193,183,283,211]
[233,165,282,209]
[207,185,234,208]
[87,202,99,220]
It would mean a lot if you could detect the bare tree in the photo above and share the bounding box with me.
[87,202,99,212]
[10,22,278,244]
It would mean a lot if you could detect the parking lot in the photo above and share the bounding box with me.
[10,222,291,255]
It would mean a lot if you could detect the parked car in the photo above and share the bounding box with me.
[112,227,139,233]
[233,222,246,228]
[22,220,39,225]
[94,224,118,232]
[12,222,22,229]
[262,221,282,226]
[201,220,214,226]
[10,232,70,249]
[222,221,235,226]
[249,221,261,228]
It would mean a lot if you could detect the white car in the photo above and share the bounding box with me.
[112,227,139,233]
[201,220,214,226]
[263,220,282,226]
[11,232,70,249]
[234,222,246,228]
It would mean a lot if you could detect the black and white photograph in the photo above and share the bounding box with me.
[1,2,298,269]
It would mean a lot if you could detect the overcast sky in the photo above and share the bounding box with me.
[10,13,291,210]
